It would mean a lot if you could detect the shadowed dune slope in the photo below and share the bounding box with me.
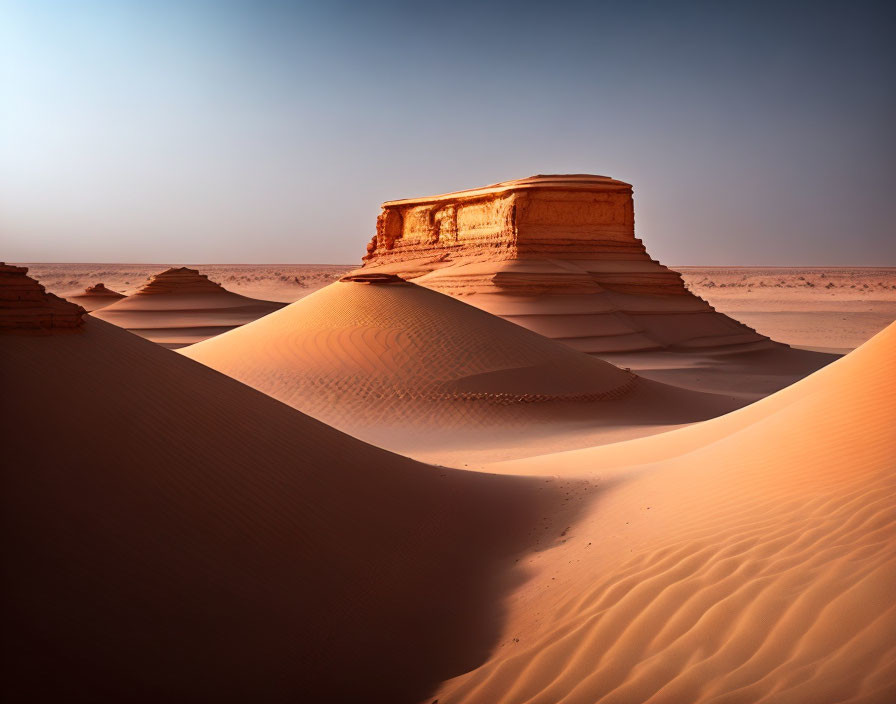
[91,266,285,348]
[0,316,569,703]
[182,279,744,455]
[434,323,896,704]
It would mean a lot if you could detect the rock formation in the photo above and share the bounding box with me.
[92,266,286,348]
[67,282,127,312]
[81,283,125,298]
[134,267,229,295]
[0,262,85,333]
[355,175,775,354]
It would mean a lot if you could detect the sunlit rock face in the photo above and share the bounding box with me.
[356,175,775,354]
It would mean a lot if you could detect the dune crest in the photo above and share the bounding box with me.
[0,262,85,333]
[92,266,285,348]
[354,175,775,355]
[435,322,896,703]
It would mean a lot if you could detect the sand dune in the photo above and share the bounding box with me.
[1,296,571,702]
[433,322,896,703]
[91,266,285,347]
[182,276,745,458]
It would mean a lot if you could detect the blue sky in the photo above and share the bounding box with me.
[2,0,894,264]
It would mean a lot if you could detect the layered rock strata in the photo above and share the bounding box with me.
[67,282,127,312]
[92,266,285,348]
[81,283,125,298]
[355,175,775,354]
[136,267,230,295]
[0,263,85,333]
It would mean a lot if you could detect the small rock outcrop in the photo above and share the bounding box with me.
[0,263,86,333]
[135,267,227,296]
[81,283,125,298]
[338,273,408,285]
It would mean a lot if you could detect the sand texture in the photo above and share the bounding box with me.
[182,277,745,458]
[355,175,775,355]
[90,266,286,348]
[433,322,896,703]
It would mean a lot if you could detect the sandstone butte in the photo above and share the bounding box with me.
[0,262,86,333]
[354,174,776,354]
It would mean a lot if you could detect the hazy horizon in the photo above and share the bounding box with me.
[3,0,895,265]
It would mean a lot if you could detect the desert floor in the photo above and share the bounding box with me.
[23,264,896,354]
[678,266,896,353]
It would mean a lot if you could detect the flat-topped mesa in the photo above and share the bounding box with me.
[136,267,227,296]
[357,175,776,354]
[0,263,86,333]
[362,174,685,295]
[82,283,125,298]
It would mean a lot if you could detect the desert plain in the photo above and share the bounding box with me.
[3,175,895,703]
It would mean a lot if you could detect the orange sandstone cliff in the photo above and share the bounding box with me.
[0,263,85,333]
[356,175,775,354]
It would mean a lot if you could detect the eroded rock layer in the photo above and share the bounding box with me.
[91,266,285,348]
[356,175,775,354]
[136,267,228,295]
[81,283,125,298]
[0,263,85,333]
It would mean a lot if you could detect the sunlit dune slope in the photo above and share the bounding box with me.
[182,277,743,453]
[435,323,896,704]
[0,316,567,702]
[91,266,284,347]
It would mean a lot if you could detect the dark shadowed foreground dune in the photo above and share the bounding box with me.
[0,315,571,703]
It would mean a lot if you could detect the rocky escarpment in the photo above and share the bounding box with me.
[0,263,86,333]
[355,175,776,354]
[135,267,228,296]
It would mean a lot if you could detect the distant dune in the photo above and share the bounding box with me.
[182,275,744,458]
[91,266,285,348]
[434,322,896,703]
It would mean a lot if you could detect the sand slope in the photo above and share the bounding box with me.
[183,278,744,458]
[434,322,896,703]
[91,266,285,347]
[0,315,571,702]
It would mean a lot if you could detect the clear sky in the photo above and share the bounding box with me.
[2,0,894,265]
